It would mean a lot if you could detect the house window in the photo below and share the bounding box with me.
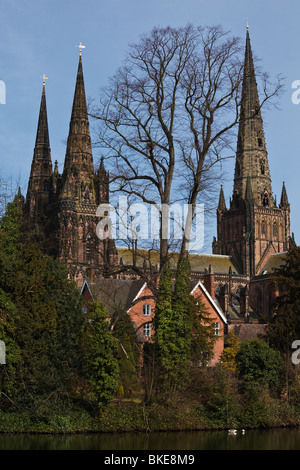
[82,305,87,315]
[143,304,151,316]
[143,322,151,337]
[213,322,220,336]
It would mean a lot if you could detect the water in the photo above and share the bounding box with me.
[1,428,300,450]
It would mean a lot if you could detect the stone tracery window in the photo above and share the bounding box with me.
[86,233,95,262]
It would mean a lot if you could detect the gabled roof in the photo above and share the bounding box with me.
[82,278,146,316]
[227,323,267,343]
[191,280,227,324]
[259,252,287,275]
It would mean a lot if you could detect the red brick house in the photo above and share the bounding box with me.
[191,279,227,366]
[81,275,227,366]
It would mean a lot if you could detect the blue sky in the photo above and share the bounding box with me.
[0,0,299,252]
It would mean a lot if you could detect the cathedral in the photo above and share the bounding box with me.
[24,28,293,326]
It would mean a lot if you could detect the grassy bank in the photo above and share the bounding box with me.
[1,397,300,434]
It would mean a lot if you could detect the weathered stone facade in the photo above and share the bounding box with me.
[25,54,117,285]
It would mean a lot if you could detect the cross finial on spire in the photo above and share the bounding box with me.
[41,74,48,85]
[246,18,249,29]
[76,42,86,56]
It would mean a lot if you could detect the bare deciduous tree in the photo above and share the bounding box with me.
[91,24,283,276]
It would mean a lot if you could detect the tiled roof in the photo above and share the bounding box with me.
[227,323,267,343]
[89,278,145,316]
[259,252,287,275]
[117,247,240,275]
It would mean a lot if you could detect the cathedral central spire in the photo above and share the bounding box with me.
[233,26,273,208]
[213,26,290,277]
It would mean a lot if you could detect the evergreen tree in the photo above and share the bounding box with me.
[171,256,192,385]
[0,193,84,409]
[152,263,174,392]
[219,329,240,372]
[113,312,141,397]
[153,257,195,392]
[235,339,282,391]
[190,294,217,367]
[83,302,119,406]
[265,240,300,356]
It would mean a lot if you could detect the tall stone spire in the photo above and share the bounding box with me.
[61,51,95,201]
[213,26,290,278]
[26,79,52,217]
[57,46,117,286]
[233,26,273,208]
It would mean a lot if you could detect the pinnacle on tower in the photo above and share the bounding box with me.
[97,157,109,203]
[279,181,289,209]
[217,185,227,212]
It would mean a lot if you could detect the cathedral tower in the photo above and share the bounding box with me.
[213,26,290,276]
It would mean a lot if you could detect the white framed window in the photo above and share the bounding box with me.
[143,322,151,337]
[213,322,220,336]
[143,304,151,316]
[82,305,88,315]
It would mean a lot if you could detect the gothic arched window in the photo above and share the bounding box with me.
[261,220,266,236]
[86,233,95,263]
[273,222,278,238]
[262,191,269,207]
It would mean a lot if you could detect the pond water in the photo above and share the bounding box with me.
[1,427,300,450]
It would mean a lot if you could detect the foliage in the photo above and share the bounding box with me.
[235,339,282,391]
[205,365,241,427]
[0,195,84,410]
[113,312,141,397]
[153,263,175,391]
[190,291,216,367]
[219,329,240,372]
[171,256,193,385]
[83,302,119,407]
[265,240,300,356]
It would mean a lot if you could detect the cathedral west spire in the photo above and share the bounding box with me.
[61,48,94,201]
[26,78,52,218]
[57,45,117,285]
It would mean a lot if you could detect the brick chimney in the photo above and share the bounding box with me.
[204,265,215,300]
